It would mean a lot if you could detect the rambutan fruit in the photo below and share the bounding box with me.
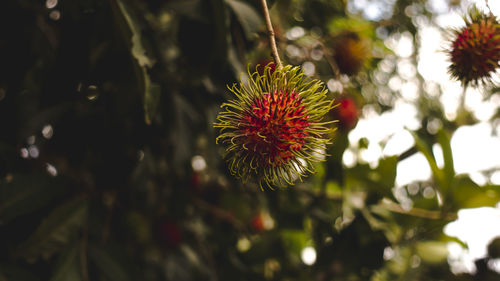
[448,8,500,85]
[214,64,335,188]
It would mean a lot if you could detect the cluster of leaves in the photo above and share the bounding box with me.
[1,0,500,280]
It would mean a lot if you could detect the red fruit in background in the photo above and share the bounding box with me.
[250,212,274,232]
[334,98,358,131]
[157,220,182,248]
[251,215,265,232]
[190,171,201,190]
[448,8,500,85]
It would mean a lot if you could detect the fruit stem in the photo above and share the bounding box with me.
[260,0,282,68]
[486,0,492,13]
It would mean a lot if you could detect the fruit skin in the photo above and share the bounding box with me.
[214,65,335,188]
[332,31,369,76]
[333,97,358,131]
[448,8,500,86]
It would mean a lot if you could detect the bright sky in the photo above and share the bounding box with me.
[346,0,500,274]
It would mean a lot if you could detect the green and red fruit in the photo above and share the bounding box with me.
[214,65,335,188]
[448,8,500,85]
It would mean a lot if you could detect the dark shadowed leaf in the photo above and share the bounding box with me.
[0,174,66,223]
[111,0,160,125]
[49,245,82,281]
[0,263,40,281]
[165,0,204,21]
[225,0,262,39]
[15,198,87,261]
[89,245,132,281]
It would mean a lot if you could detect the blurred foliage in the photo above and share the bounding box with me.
[1,0,500,280]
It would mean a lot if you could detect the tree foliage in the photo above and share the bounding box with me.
[1,0,500,280]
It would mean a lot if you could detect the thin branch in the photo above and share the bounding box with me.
[317,41,340,79]
[397,146,418,162]
[486,0,492,13]
[260,0,282,68]
[381,200,457,220]
[194,198,246,230]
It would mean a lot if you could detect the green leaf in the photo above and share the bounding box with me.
[411,131,445,188]
[113,0,153,69]
[225,0,262,39]
[49,245,82,281]
[142,71,161,125]
[437,129,455,184]
[376,156,398,191]
[450,176,500,210]
[0,174,65,223]
[0,263,40,281]
[165,0,204,21]
[328,17,375,39]
[15,198,88,261]
[280,230,309,256]
[89,246,132,281]
[415,241,449,264]
[345,156,398,202]
[111,0,160,125]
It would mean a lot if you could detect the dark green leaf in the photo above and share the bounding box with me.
[0,174,66,223]
[437,129,454,185]
[0,263,40,281]
[15,198,87,261]
[450,176,500,210]
[376,156,398,191]
[89,245,132,281]
[111,0,160,124]
[411,131,445,188]
[225,0,262,39]
[49,245,82,281]
[415,241,448,264]
[165,0,204,21]
[280,230,308,256]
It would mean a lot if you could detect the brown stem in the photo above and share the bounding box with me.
[397,146,418,162]
[260,0,282,68]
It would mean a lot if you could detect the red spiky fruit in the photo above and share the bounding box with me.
[215,65,334,188]
[448,9,500,85]
[333,98,358,131]
[241,90,310,166]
